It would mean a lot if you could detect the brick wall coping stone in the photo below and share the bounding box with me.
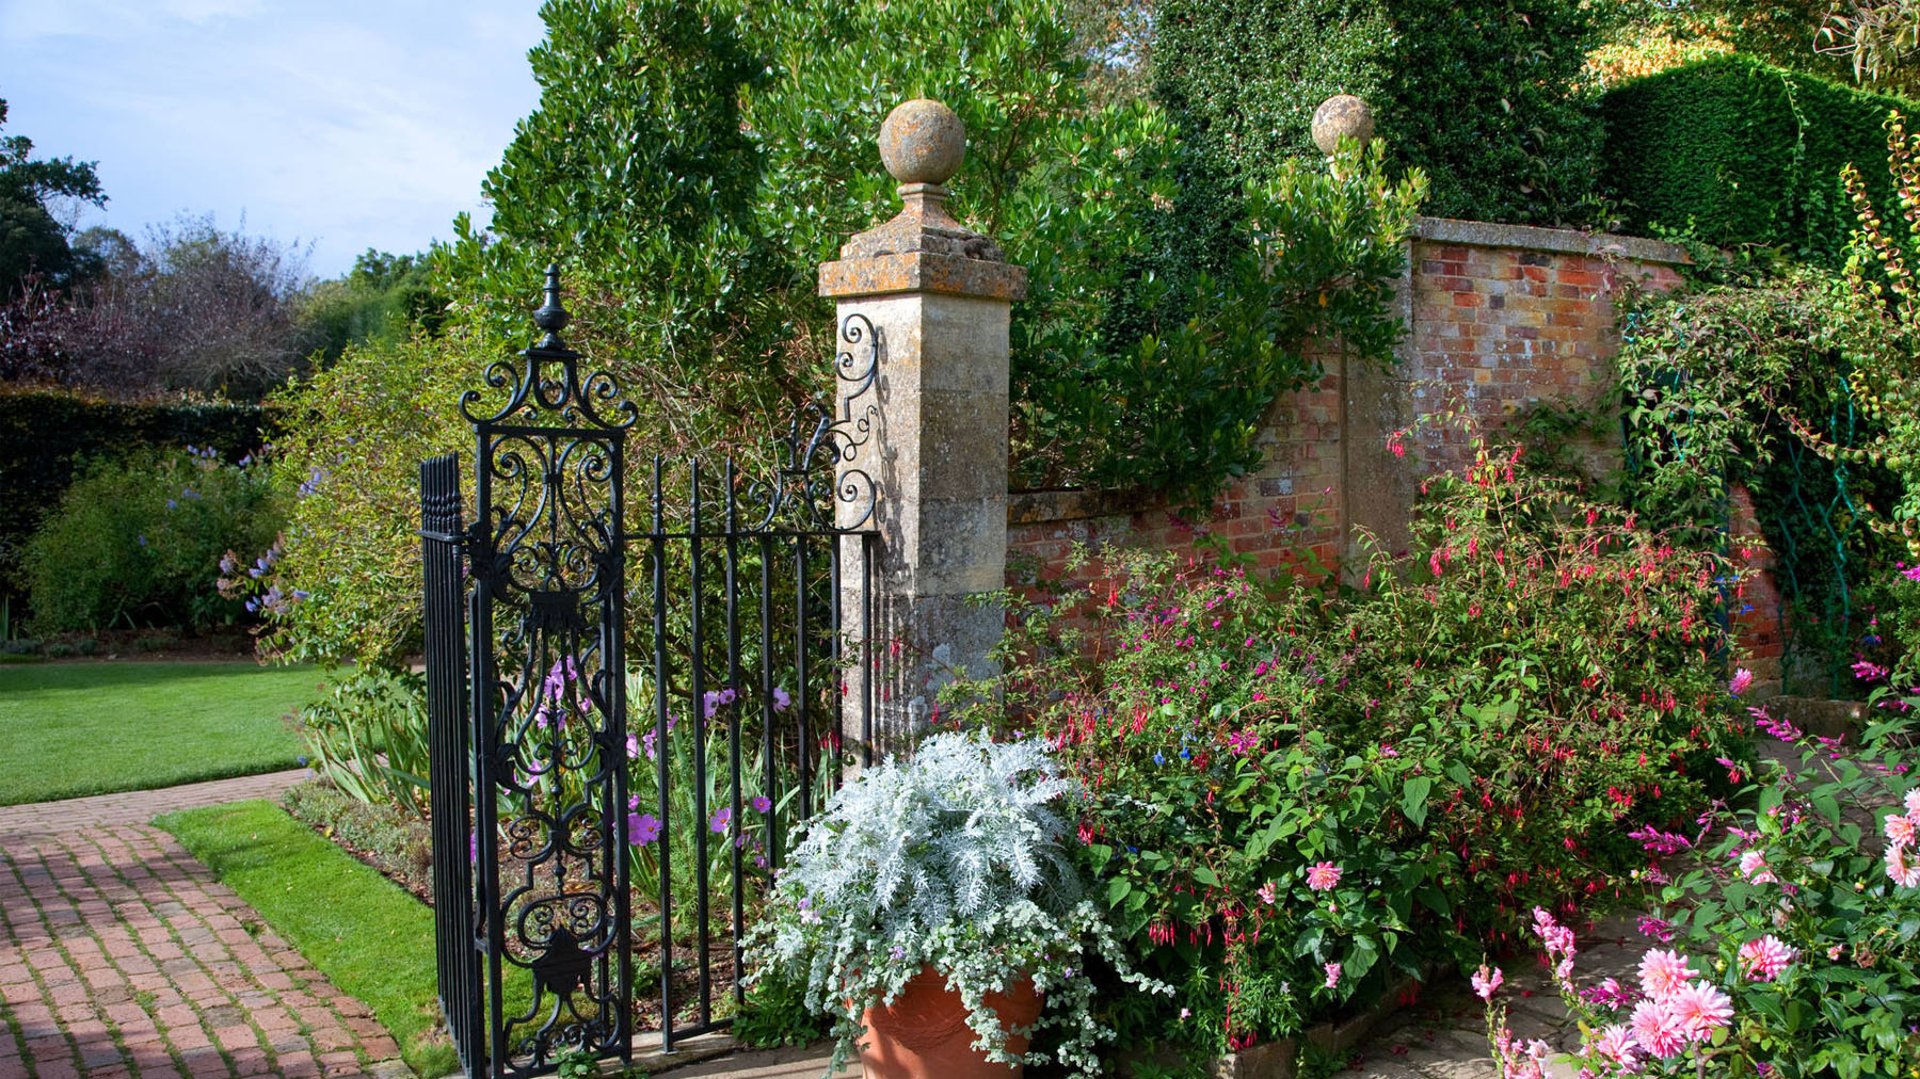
[1009,487,1163,525]
[1412,215,1691,265]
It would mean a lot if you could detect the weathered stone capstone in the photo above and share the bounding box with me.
[1312,94,1375,153]
[822,98,1025,756]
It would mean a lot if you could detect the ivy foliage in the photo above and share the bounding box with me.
[1602,54,1919,262]
[268,0,1424,668]
[1153,0,1604,226]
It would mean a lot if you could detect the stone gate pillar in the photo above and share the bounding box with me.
[820,98,1026,759]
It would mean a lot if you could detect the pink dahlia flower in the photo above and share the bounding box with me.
[1888,843,1920,888]
[1591,1024,1641,1072]
[1630,999,1686,1058]
[1306,861,1343,891]
[1738,935,1795,982]
[1667,981,1734,1042]
[1889,813,1918,849]
[1637,949,1697,1001]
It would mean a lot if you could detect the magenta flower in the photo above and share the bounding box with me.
[1636,915,1676,942]
[1305,861,1343,891]
[1737,935,1795,981]
[1728,667,1754,696]
[626,813,661,846]
[709,807,732,834]
[751,794,772,814]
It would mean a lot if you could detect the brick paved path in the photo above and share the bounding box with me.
[0,772,407,1079]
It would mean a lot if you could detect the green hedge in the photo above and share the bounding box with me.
[0,389,271,599]
[1153,0,1604,227]
[1601,54,1919,262]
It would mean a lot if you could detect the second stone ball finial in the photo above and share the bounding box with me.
[1311,94,1375,154]
[878,98,966,186]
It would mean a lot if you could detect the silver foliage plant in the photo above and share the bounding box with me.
[744,729,1168,1075]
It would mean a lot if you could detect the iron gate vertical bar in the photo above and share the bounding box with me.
[758,535,778,869]
[794,537,812,820]
[724,461,745,1008]
[688,459,712,1029]
[651,455,675,1052]
[470,430,507,1079]
[608,437,633,1067]
[862,533,876,768]
[421,454,483,1075]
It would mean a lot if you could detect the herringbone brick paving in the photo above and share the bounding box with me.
[0,771,405,1079]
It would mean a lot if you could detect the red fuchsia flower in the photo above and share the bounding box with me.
[1728,667,1754,696]
[1630,998,1686,1059]
[1323,962,1342,989]
[1738,935,1796,982]
[1471,964,1504,1000]
[1666,982,1733,1042]
[1637,949,1697,1000]
[1306,862,1343,891]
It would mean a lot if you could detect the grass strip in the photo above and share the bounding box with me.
[0,661,319,804]
[157,799,456,1078]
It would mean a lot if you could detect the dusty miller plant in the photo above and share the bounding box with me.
[743,730,1167,1075]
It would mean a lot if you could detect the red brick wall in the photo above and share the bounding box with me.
[1006,218,1689,583]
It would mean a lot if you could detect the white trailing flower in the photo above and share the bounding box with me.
[744,729,1167,1076]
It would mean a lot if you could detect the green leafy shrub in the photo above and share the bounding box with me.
[966,437,1753,1056]
[1601,54,1918,261]
[0,388,268,599]
[22,446,282,633]
[1154,0,1605,226]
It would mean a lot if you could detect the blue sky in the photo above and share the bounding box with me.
[0,0,545,278]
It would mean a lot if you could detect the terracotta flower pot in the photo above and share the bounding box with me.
[858,966,1043,1079]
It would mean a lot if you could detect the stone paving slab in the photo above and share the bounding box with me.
[0,768,407,1079]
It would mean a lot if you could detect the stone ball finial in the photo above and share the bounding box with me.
[879,98,966,186]
[1311,94,1375,154]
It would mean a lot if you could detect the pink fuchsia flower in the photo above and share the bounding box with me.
[1323,962,1342,989]
[1886,813,1916,848]
[1738,935,1796,982]
[1472,964,1504,1000]
[1306,862,1343,891]
[1581,978,1635,1009]
[1729,668,1755,696]
[1666,982,1733,1042]
[1636,915,1676,943]
[1637,949,1697,1000]
[1888,843,1920,888]
[1630,999,1686,1058]
[1738,849,1778,884]
[1256,880,1278,906]
[1853,660,1889,682]
[1591,1024,1641,1072]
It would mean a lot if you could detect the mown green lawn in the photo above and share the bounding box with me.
[158,800,456,1078]
[0,660,320,805]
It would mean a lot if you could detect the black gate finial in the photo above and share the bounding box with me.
[533,263,570,348]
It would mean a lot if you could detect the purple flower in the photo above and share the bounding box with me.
[751,795,772,814]
[773,686,792,712]
[702,688,738,718]
[709,807,732,834]
[627,813,661,846]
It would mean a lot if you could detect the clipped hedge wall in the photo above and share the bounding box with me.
[0,389,271,599]
[1601,54,1918,261]
[1154,0,1604,226]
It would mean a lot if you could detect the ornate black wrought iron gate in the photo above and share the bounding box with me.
[421,269,878,1077]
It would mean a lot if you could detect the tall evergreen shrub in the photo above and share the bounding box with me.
[1601,54,1919,261]
[1154,0,1604,226]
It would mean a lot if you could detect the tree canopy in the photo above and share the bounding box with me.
[0,99,106,297]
